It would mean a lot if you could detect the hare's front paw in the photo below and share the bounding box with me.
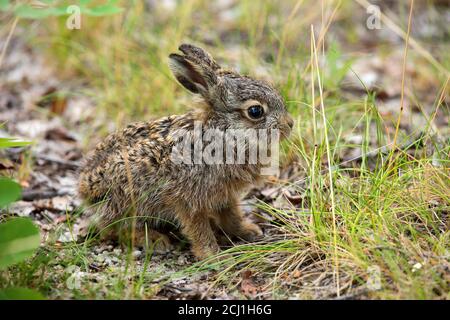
[238,221,263,241]
[191,242,220,260]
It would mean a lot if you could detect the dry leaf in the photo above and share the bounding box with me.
[240,270,259,298]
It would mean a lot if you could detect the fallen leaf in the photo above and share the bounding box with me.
[282,188,303,206]
[260,187,280,200]
[240,270,259,298]
[0,158,14,170]
[44,127,77,142]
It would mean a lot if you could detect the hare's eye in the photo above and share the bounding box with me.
[247,105,264,119]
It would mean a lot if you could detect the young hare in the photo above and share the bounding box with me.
[78,44,293,259]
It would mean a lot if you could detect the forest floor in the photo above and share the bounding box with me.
[0,1,449,299]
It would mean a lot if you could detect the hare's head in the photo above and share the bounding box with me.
[169,44,293,138]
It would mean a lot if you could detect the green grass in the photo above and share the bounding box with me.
[1,0,449,299]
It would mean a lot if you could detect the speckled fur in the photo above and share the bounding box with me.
[78,44,293,259]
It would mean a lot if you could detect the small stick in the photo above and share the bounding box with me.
[34,154,81,169]
[392,0,415,152]
[21,189,72,201]
[0,17,18,69]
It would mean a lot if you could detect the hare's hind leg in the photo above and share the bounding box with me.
[132,227,173,252]
[102,223,173,252]
[84,201,172,251]
[217,198,263,241]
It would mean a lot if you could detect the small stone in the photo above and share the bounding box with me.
[177,254,189,265]
[94,247,103,254]
[58,230,77,242]
[132,250,142,258]
[95,255,105,263]
[412,263,422,272]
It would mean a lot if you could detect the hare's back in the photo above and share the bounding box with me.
[78,118,179,201]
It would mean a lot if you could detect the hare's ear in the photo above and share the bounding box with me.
[169,53,218,96]
[178,44,221,71]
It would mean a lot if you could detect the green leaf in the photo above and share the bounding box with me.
[83,4,123,17]
[0,0,10,11]
[0,217,40,270]
[0,137,31,149]
[47,6,69,16]
[14,5,60,19]
[40,0,57,4]
[0,287,45,300]
[0,178,21,208]
[10,2,123,18]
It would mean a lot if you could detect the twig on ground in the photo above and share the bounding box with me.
[21,189,72,201]
[34,154,81,169]
[0,17,19,68]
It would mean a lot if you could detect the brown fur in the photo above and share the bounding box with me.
[78,44,293,259]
